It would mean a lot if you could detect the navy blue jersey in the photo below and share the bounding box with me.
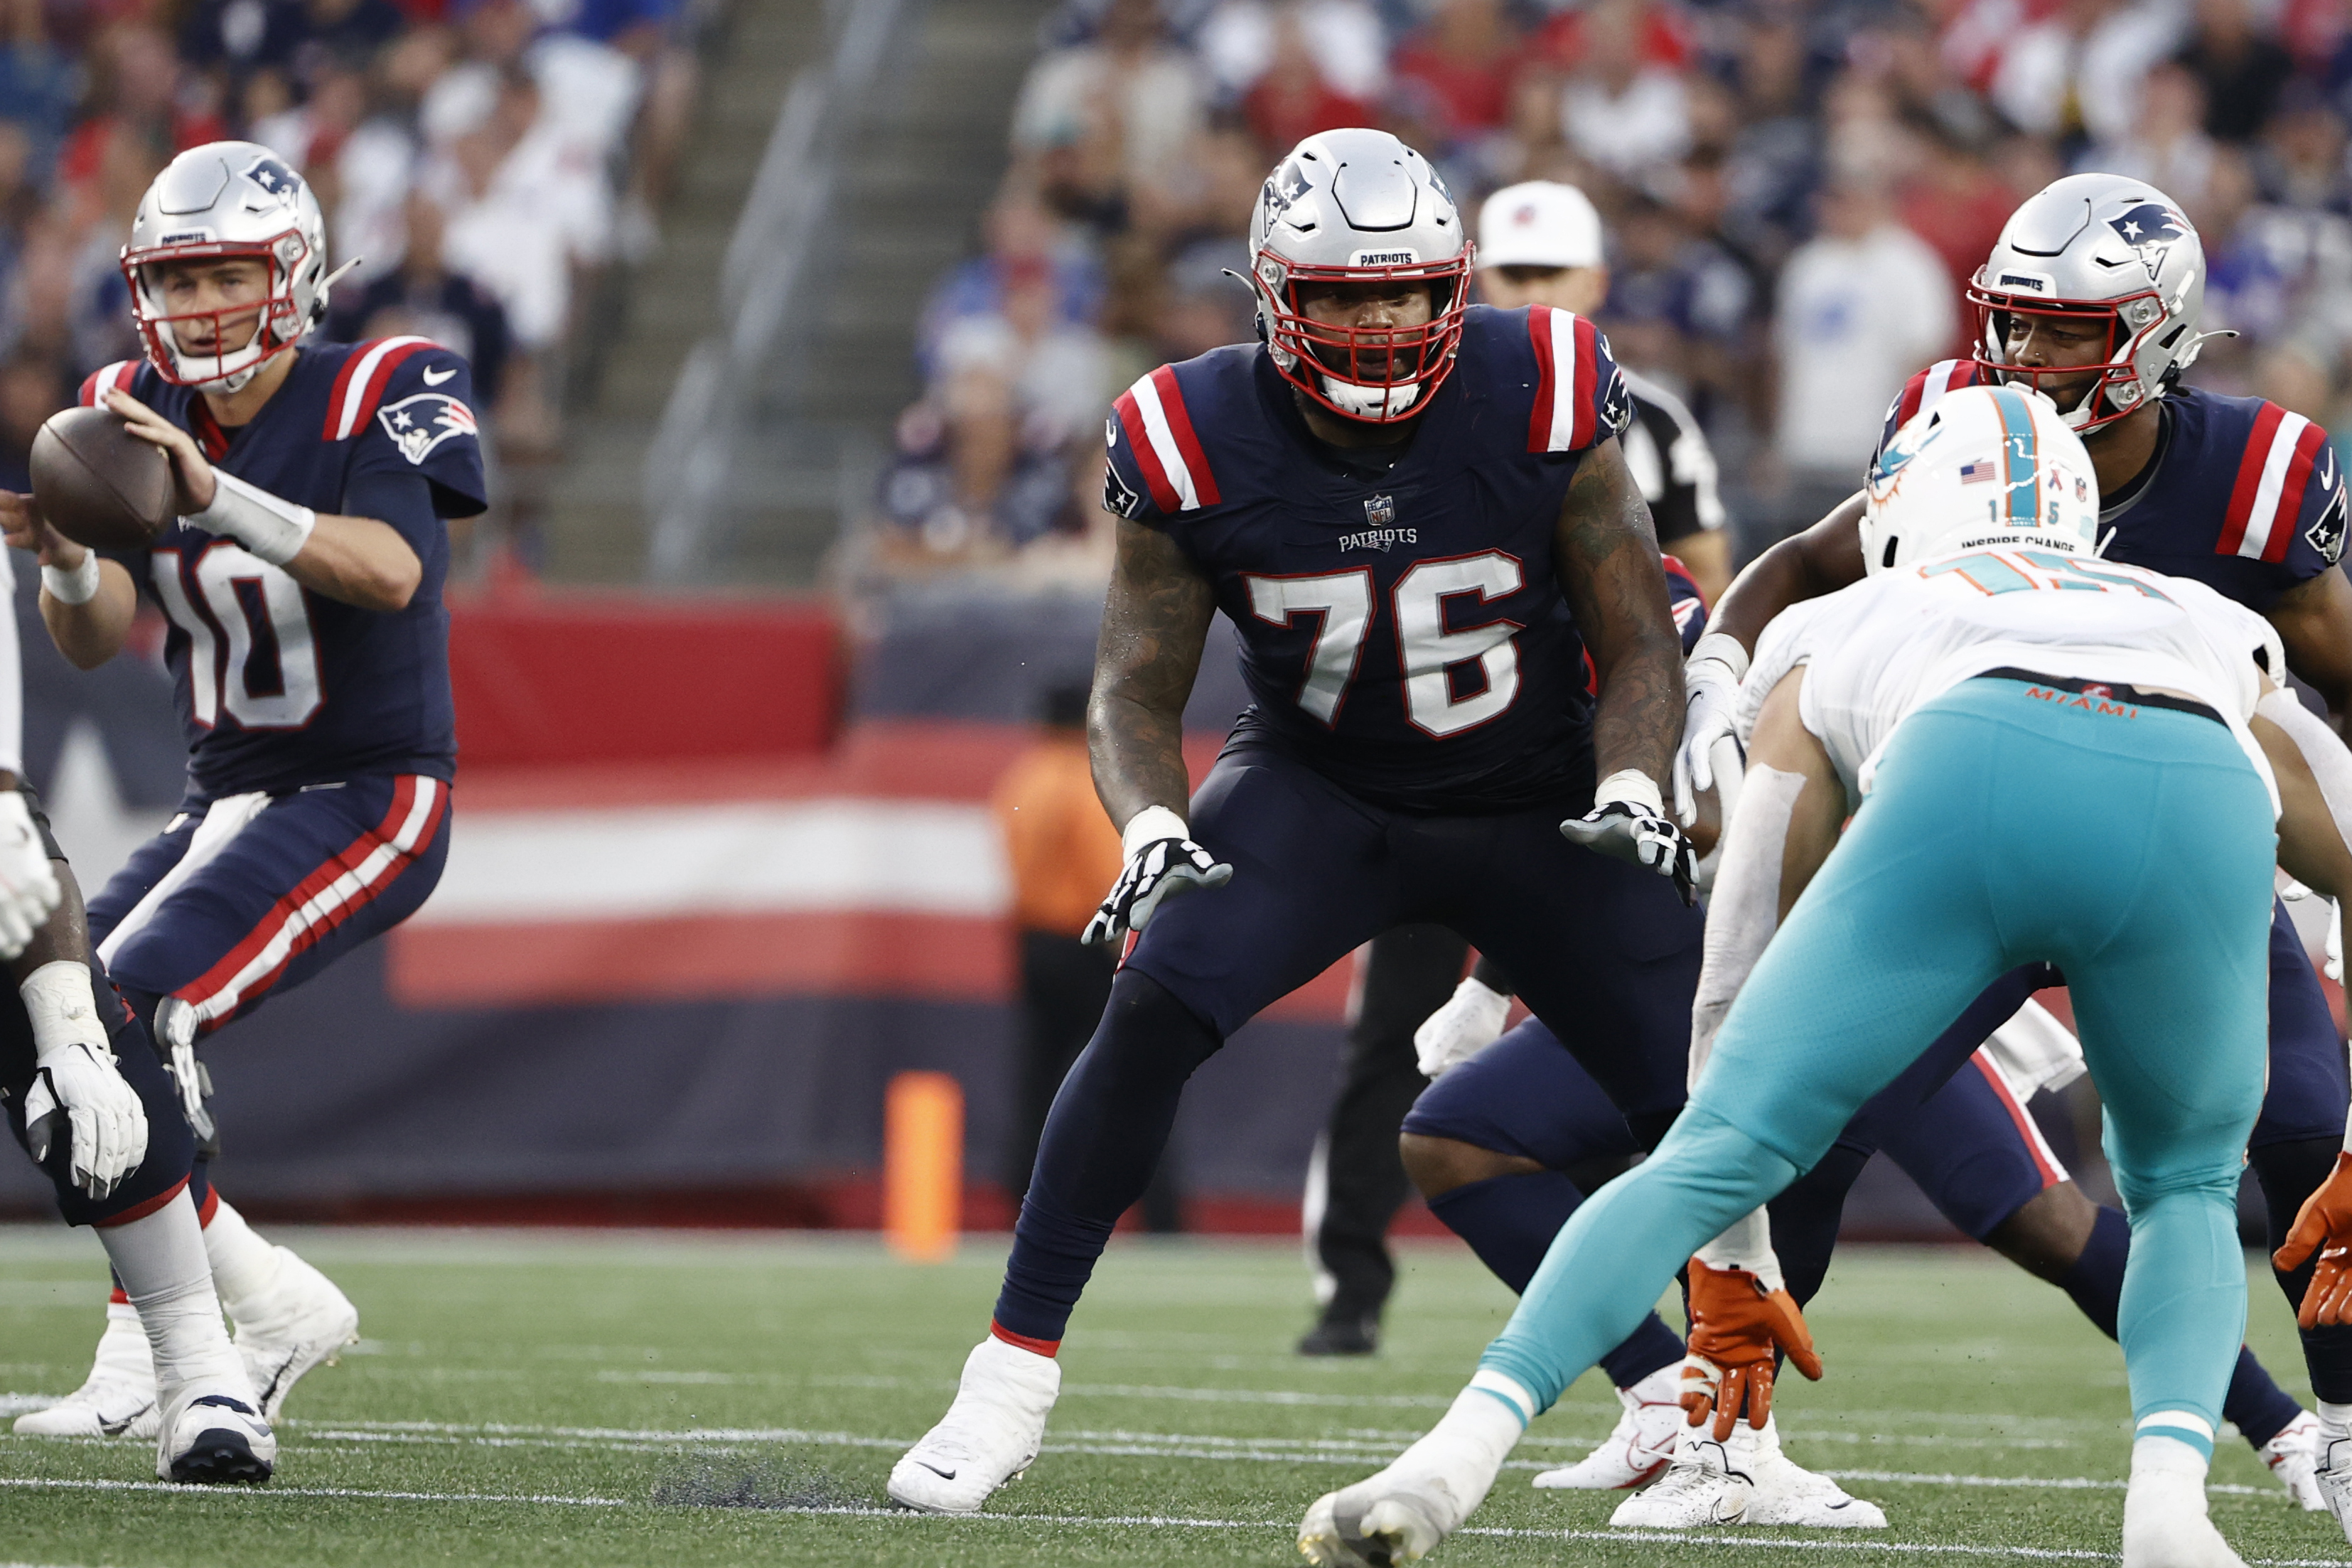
[1879,361,2348,615]
[78,337,485,798]
[1104,304,1634,813]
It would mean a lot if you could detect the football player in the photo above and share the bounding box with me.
[1618,171,2352,1521]
[0,539,276,1481]
[0,141,481,1441]
[1303,383,2352,1568]
[887,127,1702,1514]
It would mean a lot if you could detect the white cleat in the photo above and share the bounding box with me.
[2259,1410,2326,1510]
[1299,1430,1503,1565]
[156,1379,274,1484]
[1608,1427,1751,1528]
[14,1301,160,1441]
[887,1336,1060,1514]
[1744,1418,1886,1528]
[1532,1367,1681,1490]
[227,1246,359,1422]
[2316,1427,2352,1544]
[2123,1456,2245,1568]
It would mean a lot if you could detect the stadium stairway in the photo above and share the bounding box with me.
[546,0,1051,585]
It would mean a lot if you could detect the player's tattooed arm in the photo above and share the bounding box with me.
[1090,519,1215,828]
[1709,491,1867,658]
[1555,436,1685,787]
[2266,567,2352,727]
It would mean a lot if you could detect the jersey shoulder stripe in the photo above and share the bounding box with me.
[77,360,140,408]
[1892,358,1982,430]
[1112,364,1220,512]
[2220,399,2326,564]
[1526,306,1599,453]
[324,336,441,441]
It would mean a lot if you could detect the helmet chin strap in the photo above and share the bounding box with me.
[1319,373,1422,421]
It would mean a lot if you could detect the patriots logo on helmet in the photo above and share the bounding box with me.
[2107,202,2191,283]
[377,392,477,465]
[242,155,301,204]
[1262,159,1311,215]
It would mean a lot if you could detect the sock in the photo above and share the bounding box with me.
[2251,1137,2352,1403]
[2115,1183,2244,1464]
[200,1198,280,1311]
[992,971,1223,1343]
[2321,1398,2352,1437]
[1764,1141,1873,1306]
[2127,1433,2211,1505]
[2058,1205,2128,1336]
[2225,1349,2303,1449]
[1427,1170,1685,1388]
[96,1190,241,1393]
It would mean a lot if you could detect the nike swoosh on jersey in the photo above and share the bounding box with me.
[421,365,456,386]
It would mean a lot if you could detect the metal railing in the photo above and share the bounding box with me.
[641,0,905,582]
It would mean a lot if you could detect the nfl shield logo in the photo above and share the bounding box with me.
[1365,494,1395,527]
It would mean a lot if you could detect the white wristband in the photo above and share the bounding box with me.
[21,961,107,1061]
[1594,768,1664,817]
[192,471,316,567]
[41,552,101,606]
[1690,632,1751,682]
[1122,805,1189,860]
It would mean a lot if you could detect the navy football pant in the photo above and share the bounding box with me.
[89,775,451,1038]
[992,742,1703,1343]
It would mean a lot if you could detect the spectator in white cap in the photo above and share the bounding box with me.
[1477,180,1729,599]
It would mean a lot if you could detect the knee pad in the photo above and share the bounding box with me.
[12,1011,198,1228]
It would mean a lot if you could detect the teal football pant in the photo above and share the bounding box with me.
[1479,675,2277,1458]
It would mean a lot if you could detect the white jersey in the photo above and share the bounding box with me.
[1735,546,2282,813]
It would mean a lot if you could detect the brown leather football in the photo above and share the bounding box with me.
[29,407,177,552]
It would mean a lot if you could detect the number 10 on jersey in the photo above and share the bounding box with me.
[1246,551,1525,737]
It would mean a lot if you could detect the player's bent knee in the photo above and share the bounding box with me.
[1399,1133,1544,1200]
[1983,1182,2098,1284]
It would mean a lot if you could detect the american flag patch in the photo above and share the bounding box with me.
[1959,458,1995,485]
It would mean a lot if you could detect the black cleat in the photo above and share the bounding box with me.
[1297,1311,1380,1357]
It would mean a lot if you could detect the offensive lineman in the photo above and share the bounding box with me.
[886,127,1702,1514]
[1304,383,2352,1568]
[0,141,482,1441]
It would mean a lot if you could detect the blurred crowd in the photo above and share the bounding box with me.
[0,0,704,566]
[871,0,2352,581]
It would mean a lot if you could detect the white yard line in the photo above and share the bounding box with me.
[4,1476,2347,1564]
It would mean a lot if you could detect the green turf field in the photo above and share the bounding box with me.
[1,1228,2347,1567]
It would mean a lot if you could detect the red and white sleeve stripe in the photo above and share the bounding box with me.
[1526,307,1600,453]
[77,360,139,408]
[1110,365,1220,513]
[323,336,440,441]
[1891,360,1972,431]
[2220,402,2327,564]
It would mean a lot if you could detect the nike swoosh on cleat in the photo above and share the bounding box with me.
[100,1403,154,1437]
[917,1463,957,1481]
[421,366,455,385]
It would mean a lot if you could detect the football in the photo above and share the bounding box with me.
[29,406,177,552]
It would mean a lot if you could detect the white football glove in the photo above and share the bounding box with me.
[1083,807,1233,947]
[0,791,61,961]
[1414,975,1511,1080]
[1562,770,1696,906]
[23,1041,147,1200]
[1672,633,1749,827]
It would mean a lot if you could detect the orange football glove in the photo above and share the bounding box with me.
[1679,1257,1825,1440]
[2274,1150,2352,1328]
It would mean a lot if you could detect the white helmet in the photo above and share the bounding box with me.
[1968,172,2220,433]
[1247,127,1471,424]
[1860,384,2100,574]
[121,141,337,393]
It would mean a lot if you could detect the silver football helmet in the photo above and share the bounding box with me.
[1247,128,1471,424]
[1968,172,2223,433]
[122,141,338,393]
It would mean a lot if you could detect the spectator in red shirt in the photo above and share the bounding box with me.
[1390,0,1520,146]
[1242,9,1373,156]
